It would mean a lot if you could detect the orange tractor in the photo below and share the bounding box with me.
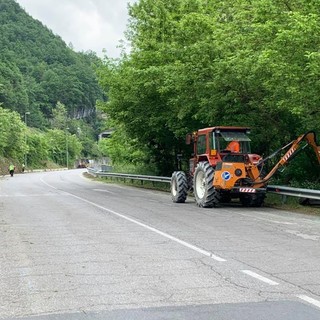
[171,127,320,207]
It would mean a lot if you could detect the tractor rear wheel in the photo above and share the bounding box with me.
[194,161,220,208]
[171,171,188,203]
[240,193,265,207]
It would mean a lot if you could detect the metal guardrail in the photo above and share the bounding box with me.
[87,167,320,200]
[266,185,320,201]
[87,167,171,183]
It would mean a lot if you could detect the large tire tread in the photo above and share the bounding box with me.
[171,171,188,203]
[193,161,220,208]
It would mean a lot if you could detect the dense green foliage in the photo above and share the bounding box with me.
[0,106,26,160]
[0,0,104,169]
[44,129,82,167]
[0,0,103,127]
[98,123,158,174]
[98,0,320,183]
[0,106,83,172]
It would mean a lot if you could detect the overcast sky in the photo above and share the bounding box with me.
[15,0,136,58]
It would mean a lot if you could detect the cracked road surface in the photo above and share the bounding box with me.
[0,169,320,319]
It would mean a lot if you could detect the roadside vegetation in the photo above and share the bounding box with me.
[0,0,104,173]
[97,0,320,189]
[0,0,319,193]
[0,103,97,174]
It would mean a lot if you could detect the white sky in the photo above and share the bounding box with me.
[15,0,136,58]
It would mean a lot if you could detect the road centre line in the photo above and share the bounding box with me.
[241,270,279,286]
[297,295,320,309]
[41,178,226,262]
[71,193,227,262]
[40,177,58,189]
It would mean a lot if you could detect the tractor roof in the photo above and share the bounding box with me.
[198,126,250,134]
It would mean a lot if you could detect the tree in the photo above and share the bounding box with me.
[51,101,68,129]
[98,124,156,173]
[97,0,320,181]
[25,128,49,167]
[45,129,82,166]
[0,106,26,160]
[0,0,103,128]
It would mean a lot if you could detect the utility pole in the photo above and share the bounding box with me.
[24,111,30,168]
[66,127,69,169]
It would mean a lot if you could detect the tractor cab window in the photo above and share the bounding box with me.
[197,135,206,154]
[217,131,251,153]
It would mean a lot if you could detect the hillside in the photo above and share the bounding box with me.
[0,0,103,128]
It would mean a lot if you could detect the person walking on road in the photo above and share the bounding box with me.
[9,164,15,177]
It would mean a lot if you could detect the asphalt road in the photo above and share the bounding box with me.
[0,169,320,319]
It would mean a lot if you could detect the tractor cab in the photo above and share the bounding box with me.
[187,126,257,171]
[216,130,251,154]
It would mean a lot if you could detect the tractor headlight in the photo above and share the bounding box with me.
[235,169,242,177]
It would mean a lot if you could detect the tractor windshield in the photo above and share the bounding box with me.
[217,131,251,153]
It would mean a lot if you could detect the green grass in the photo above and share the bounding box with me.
[110,163,160,176]
[264,193,320,216]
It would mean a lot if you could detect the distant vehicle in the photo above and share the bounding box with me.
[76,159,90,168]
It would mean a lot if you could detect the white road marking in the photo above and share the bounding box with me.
[72,193,227,262]
[298,295,320,309]
[93,189,115,194]
[241,270,279,285]
[40,178,226,262]
[40,177,57,189]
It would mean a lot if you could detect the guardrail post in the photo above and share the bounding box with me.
[281,195,287,204]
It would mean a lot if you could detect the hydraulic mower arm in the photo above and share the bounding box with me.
[255,131,320,186]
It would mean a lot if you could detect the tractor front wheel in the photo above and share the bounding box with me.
[171,171,188,203]
[194,162,220,208]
